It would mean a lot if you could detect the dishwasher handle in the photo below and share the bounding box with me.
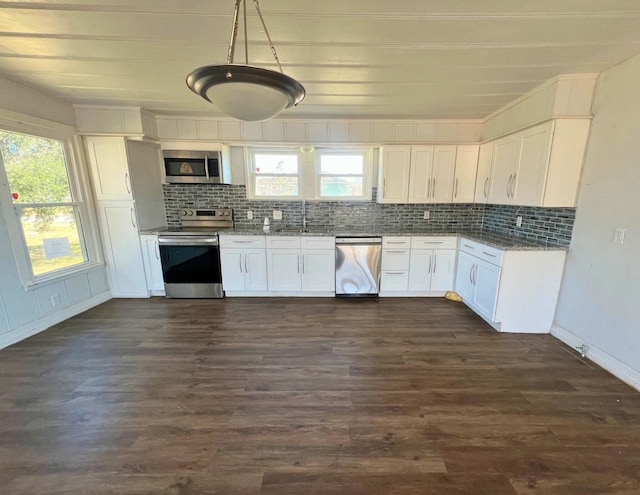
[335,237,382,245]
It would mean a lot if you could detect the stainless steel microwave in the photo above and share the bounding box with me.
[162,150,230,184]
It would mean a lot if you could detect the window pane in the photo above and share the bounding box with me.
[20,206,87,276]
[320,177,364,197]
[255,176,299,196]
[254,153,298,174]
[320,154,364,175]
[0,131,72,204]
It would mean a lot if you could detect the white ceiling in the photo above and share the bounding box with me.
[1,0,640,120]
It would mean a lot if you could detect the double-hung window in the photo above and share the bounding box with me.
[316,148,371,201]
[246,148,302,200]
[0,129,90,282]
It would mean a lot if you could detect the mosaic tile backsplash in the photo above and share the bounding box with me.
[163,184,575,246]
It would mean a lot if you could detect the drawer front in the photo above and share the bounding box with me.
[382,249,411,270]
[301,236,335,250]
[382,236,411,248]
[381,271,409,291]
[411,236,457,250]
[266,236,301,249]
[459,238,503,266]
[220,235,266,249]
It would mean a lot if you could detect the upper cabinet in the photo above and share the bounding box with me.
[378,145,462,204]
[487,119,590,207]
[85,136,132,201]
[451,145,479,203]
[474,142,494,204]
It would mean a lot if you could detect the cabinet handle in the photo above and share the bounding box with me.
[130,208,136,229]
[154,245,160,260]
[239,253,243,273]
[386,272,405,275]
[383,178,386,198]
[205,154,210,181]
[507,174,513,198]
[386,241,407,244]
[432,178,436,198]
[463,243,475,250]
[302,254,305,274]
[510,173,517,198]
[473,264,478,285]
[420,241,444,244]
[482,251,497,258]
[297,254,300,274]
[469,264,473,284]
[426,177,431,198]
[454,178,459,198]
[244,254,248,273]
[386,250,407,254]
[427,254,432,274]
[232,240,254,244]
[483,177,489,198]
[433,254,437,273]
[125,173,131,194]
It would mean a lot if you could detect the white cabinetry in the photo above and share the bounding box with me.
[488,119,590,207]
[474,142,494,203]
[455,237,566,333]
[381,236,456,296]
[140,234,164,296]
[85,137,166,298]
[451,145,479,203]
[266,236,335,295]
[378,145,469,204]
[220,236,268,294]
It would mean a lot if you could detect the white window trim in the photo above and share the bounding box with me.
[0,125,102,289]
[314,147,373,202]
[245,146,305,201]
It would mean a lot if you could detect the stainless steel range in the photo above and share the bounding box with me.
[157,208,233,298]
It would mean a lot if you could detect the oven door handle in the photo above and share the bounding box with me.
[158,237,219,246]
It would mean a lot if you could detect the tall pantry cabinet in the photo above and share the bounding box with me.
[84,137,166,297]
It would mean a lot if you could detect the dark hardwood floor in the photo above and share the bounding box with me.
[0,297,639,494]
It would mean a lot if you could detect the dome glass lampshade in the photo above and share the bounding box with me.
[186,0,305,121]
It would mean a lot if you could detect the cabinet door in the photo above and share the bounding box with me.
[382,249,411,271]
[452,145,479,203]
[244,249,268,291]
[489,135,518,204]
[220,250,245,291]
[474,261,501,321]
[125,141,166,231]
[430,146,457,203]
[431,249,456,292]
[455,251,476,302]
[408,250,432,291]
[513,122,553,206]
[85,137,132,201]
[408,146,433,203]
[301,250,335,292]
[140,235,164,293]
[381,271,409,291]
[379,146,411,203]
[98,202,148,297]
[474,142,494,203]
[267,249,301,291]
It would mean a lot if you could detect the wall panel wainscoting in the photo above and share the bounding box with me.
[0,298,638,494]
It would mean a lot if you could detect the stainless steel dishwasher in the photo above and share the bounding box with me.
[335,237,382,296]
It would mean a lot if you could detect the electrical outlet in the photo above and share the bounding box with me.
[246,210,253,220]
[423,211,430,220]
[516,216,522,227]
[272,210,283,220]
[613,228,626,244]
[50,294,61,307]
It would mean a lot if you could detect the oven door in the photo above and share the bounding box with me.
[158,236,223,298]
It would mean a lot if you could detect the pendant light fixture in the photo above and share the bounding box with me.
[186,0,305,121]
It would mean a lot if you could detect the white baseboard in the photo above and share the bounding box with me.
[551,325,640,392]
[0,291,112,350]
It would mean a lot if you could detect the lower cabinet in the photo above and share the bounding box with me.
[140,234,165,296]
[381,236,457,296]
[455,237,566,333]
[220,236,268,294]
[266,236,335,295]
[96,201,149,297]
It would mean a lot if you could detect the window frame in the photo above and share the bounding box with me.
[314,147,373,201]
[245,146,304,200]
[0,124,101,287]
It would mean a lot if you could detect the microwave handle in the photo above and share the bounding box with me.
[204,154,210,181]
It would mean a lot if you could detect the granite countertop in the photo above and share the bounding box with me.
[218,227,566,251]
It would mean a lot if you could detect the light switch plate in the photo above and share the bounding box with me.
[273,210,283,220]
[613,228,626,244]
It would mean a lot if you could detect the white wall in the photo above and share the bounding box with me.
[0,75,111,349]
[553,55,640,389]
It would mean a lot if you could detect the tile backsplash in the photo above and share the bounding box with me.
[163,184,576,245]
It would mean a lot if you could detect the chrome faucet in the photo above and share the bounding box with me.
[302,199,308,230]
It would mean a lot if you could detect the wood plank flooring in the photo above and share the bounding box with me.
[0,297,639,494]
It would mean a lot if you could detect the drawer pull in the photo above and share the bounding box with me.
[463,243,475,249]
[386,241,408,244]
[385,250,408,254]
[482,251,497,258]
[386,272,405,275]
[232,240,255,243]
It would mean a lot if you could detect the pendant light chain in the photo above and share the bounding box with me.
[254,0,284,73]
